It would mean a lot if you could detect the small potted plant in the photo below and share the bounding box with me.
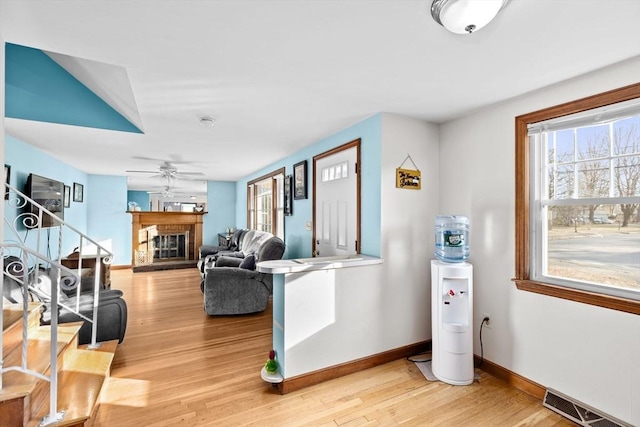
[264,349,278,374]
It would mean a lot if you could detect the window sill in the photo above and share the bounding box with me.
[513,279,640,315]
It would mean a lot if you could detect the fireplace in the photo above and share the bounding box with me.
[129,211,205,268]
[153,231,189,260]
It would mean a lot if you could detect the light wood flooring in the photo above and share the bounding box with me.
[94,268,573,427]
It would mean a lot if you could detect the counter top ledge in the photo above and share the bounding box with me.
[257,254,383,274]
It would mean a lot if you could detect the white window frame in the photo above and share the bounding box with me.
[529,118,640,300]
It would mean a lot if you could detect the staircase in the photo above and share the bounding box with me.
[1,304,118,426]
[1,183,118,426]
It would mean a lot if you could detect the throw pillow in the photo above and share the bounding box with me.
[239,254,256,270]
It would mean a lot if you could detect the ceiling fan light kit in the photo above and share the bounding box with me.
[431,0,508,34]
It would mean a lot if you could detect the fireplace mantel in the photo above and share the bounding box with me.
[128,211,207,265]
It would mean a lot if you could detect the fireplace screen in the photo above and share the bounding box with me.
[153,232,189,260]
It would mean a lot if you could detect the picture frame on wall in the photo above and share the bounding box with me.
[293,160,307,200]
[284,175,293,215]
[73,182,84,202]
[4,164,10,200]
[64,185,71,208]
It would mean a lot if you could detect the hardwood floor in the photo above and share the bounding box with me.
[94,268,573,426]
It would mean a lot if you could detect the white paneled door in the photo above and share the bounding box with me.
[314,144,358,257]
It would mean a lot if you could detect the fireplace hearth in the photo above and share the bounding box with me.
[128,211,206,271]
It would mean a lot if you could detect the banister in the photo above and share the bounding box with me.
[1,182,111,425]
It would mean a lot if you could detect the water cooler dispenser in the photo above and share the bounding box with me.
[431,215,473,385]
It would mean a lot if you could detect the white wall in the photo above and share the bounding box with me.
[380,113,440,347]
[278,114,440,377]
[439,57,640,425]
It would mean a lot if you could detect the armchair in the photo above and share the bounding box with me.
[2,256,127,344]
[202,236,285,315]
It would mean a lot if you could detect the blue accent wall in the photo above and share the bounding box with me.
[4,134,88,259]
[5,43,141,133]
[203,181,236,245]
[5,135,131,265]
[236,114,382,258]
[88,175,130,265]
[127,190,150,211]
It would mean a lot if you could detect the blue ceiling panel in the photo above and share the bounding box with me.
[5,43,142,133]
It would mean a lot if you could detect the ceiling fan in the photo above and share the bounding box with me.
[147,185,193,198]
[126,160,205,181]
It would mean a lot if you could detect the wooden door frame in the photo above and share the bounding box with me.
[312,138,361,256]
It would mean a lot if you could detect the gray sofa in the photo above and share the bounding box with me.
[197,229,274,277]
[202,235,285,315]
[198,228,246,260]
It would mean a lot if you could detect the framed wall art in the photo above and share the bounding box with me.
[284,174,293,215]
[293,160,307,200]
[4,164,10,200]
[64,185,71,207]
[73,182,84,202]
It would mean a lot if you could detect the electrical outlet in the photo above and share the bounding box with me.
[483,313,491,328]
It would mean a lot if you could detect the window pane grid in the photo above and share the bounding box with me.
[246,170,285,240]
[533,112,640,299]
[545,118,640,201]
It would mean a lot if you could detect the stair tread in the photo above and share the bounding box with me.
[28,340,119,427]
[3,307,24,332]
[78,339,119,354]
[2,302,42,354]
[0,322,83,402]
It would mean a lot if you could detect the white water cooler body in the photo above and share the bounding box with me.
[431,260,473,385]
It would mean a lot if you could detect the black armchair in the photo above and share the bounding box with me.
[2,256,127,345]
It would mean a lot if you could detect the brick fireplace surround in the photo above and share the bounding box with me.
[128,211,206,268]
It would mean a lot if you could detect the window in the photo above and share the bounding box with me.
[515,83,640,315]
[247,168,285,240]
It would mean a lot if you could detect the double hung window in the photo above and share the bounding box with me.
[515,84,640,314]
[247,168,285,240]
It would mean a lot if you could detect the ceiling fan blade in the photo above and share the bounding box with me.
[126,170,158,174]
[175,172,205,176]
[132,155,197,165]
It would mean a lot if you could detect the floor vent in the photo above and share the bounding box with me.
[543,389,632,427]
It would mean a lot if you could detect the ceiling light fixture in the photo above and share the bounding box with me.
[199,116,215,127]
[431,0,508,34]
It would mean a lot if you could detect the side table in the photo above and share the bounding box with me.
[61,254,111,289]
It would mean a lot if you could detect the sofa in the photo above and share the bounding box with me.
[202,235,285,315]
[2,256,128,345]
[197,229,274,277]
[199,228,246,260]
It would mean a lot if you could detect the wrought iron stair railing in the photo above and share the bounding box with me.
[1,182,113,426]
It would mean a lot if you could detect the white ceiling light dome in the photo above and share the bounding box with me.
[431,0,509,34]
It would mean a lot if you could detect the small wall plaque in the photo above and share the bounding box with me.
[396,167,421,190]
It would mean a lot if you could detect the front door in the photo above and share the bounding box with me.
[313,140,360,257]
